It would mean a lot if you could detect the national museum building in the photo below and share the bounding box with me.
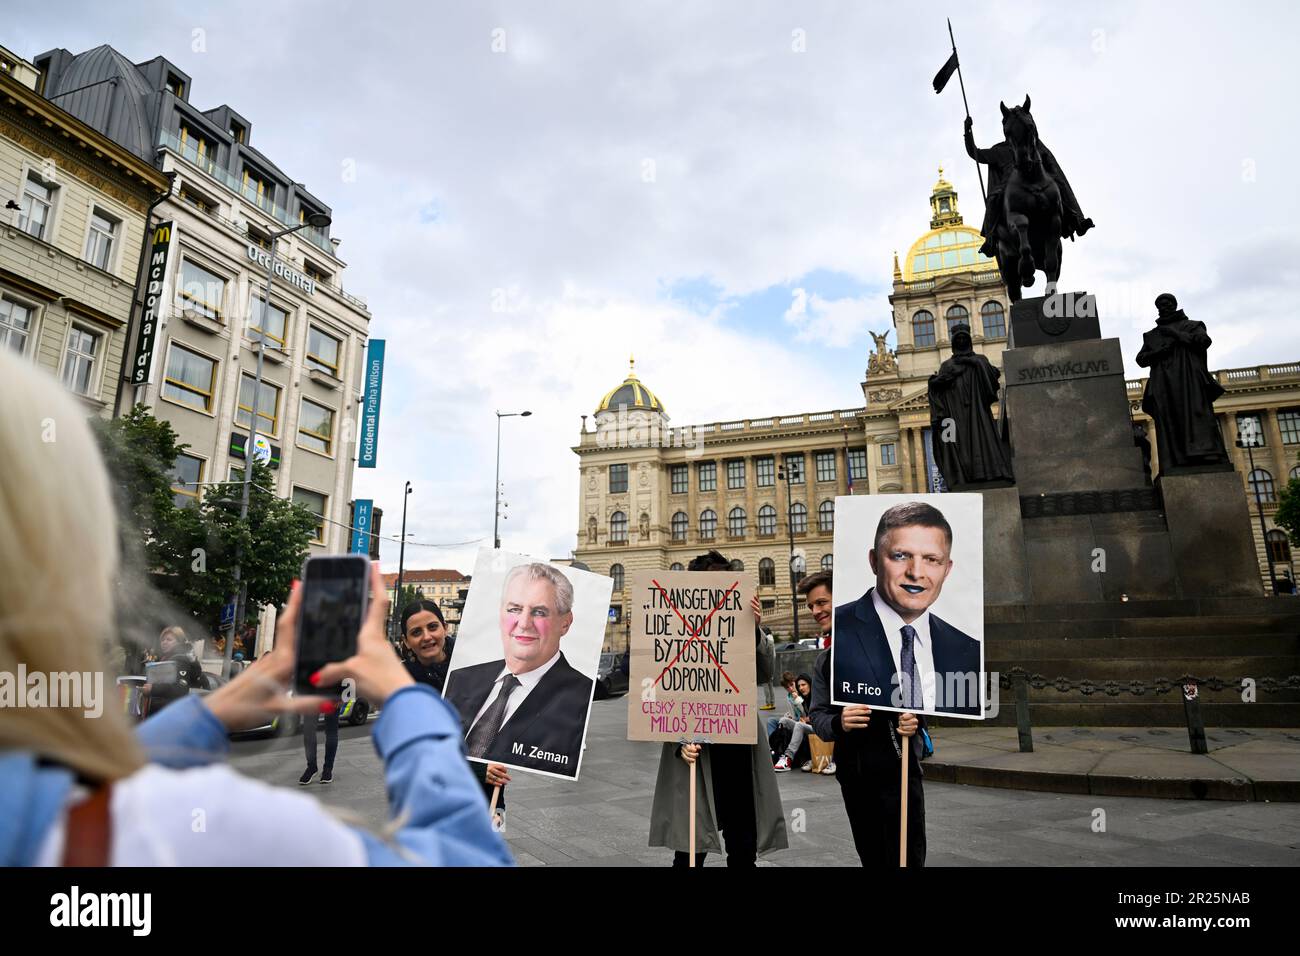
[573,171,1300,648]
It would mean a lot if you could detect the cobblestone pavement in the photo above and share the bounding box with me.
[229,695,1300,866]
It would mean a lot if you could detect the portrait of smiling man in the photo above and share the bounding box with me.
[832,500,983,717]
[444,561,596,777]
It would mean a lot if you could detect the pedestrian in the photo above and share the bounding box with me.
[399,598,510,829]
[299,686,340,785]
[0,351,511,866]
[648,550,788,867]
[804,569,925,867]
[772,673,816,772]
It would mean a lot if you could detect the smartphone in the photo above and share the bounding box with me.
[293,554,370,698]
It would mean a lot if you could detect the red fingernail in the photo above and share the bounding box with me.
[309,671,321,686]
[292,579,300,591]
[319,701,336,714]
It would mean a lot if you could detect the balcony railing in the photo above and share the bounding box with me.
[1126,362,1300,393]
[159,129,337,256]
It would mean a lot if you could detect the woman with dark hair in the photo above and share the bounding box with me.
[399,599,510,828]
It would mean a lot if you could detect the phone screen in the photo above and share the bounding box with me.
[294,555,369,697]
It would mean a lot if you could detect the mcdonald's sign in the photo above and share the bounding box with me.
[130,220,175,386]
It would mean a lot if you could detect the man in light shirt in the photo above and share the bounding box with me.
[832,501,981,717]
[444,563,594,778]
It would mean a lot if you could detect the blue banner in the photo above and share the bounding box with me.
[359,339,385,468]
[351,499,373,554]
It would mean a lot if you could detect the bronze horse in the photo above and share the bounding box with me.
[995,96,1064,301]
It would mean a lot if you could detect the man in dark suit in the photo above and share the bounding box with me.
[444,562,594,777]
[833,501,982,718]
[804,571,926,867]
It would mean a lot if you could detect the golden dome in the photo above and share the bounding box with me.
[596,356,666,415]
[900,166,999,282]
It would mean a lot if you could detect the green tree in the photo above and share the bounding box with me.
[93,405,318,633]
[1274,462,1300,548]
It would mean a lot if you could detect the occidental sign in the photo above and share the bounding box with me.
[246,244,316,295]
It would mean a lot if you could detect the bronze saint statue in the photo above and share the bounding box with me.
[1135,293,1230,473]
[964,96,1094,302]
[927,323,1014,488]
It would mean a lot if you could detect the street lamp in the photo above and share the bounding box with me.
[778,457,803,642]
[392,481,413,637]
[494,409,531,549]
[222,212,332,678]
[1236,417,1279,595]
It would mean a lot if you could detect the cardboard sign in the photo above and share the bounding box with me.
[830,493,986,720]
[442,548,612,780]
[626,569,756,744]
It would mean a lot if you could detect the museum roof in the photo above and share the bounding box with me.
[596,357,666,415]
[900,167,999,283]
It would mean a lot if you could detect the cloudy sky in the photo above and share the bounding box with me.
[10,1,1299,573]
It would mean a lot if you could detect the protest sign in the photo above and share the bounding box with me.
[627,569,756,744]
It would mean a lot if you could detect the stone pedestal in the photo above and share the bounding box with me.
[981,485,1028,605]
[1003,337,1149,495]
[1020,507,1178,603]
[1159,470,1264,597]
[1009,291,1101,346]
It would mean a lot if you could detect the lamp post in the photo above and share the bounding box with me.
[392,481,413,637]
[1236,417,1279,595]
[222,212,331,678]
[778,458,803,642]
[494,409,531,549]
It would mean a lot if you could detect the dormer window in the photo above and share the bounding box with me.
[166,73,185,98]
[229,121,246,144]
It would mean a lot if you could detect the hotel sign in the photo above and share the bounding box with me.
[246,244,316,295]
[130,221,175,385]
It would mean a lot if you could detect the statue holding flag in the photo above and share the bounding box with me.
[934,22,1095,302]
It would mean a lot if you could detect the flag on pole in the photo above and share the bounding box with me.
[933,50,959,94]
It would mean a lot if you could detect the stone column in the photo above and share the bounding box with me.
[898,428,914,493]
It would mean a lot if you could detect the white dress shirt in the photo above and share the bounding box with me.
[871,588,936,712]
[468,650,562,734]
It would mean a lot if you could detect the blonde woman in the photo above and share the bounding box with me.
[0,351,512,867]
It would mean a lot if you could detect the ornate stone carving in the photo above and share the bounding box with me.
[869,387,903,404]
[867,330,898,375]
[587,517,598,544]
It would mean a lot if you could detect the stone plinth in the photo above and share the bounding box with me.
[1009,291,1101,347]
[1159,470,1264,597]
[981,485,1028,605]
[1003,337,1148,496]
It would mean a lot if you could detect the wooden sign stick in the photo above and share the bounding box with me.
[898,732,910,867]
[689,757,697,867]
[488,784,502,824]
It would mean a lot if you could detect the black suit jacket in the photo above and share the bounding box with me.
[444,652,593,777]
[832,589,982,717]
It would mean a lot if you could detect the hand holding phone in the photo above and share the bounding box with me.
[310,563,414,706]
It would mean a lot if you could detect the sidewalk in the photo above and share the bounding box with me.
[925,725,1300,802]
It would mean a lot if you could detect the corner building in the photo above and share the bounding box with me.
[33,45,373,557]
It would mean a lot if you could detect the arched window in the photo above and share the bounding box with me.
[671,511,688,541]
[821,553,834,571]
[699,508,717,539]
[670,562,685,571]
[610,511,628,543]
[981,300,1006,338]
[818,499,835,533]
[729,559,745,572]
[1249,469,1276,503]
[728,506,746,537]
[758,504,777,535]
[1266,529,1291,563]
[1291,465,1300,481]
[913,310,936,347]
[945,304,969,337]
[790,501,808,534]
[610,564,624,591]
[759,557,776,586]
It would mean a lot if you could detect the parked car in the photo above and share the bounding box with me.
[594,652,630,699]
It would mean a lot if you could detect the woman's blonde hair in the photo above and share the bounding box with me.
[0,349,144,780]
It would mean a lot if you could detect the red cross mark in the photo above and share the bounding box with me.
[650,579,741,694]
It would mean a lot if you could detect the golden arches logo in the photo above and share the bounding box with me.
[153,225,171,244]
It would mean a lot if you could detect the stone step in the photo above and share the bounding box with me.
[976,700,1300,728]
[987,656,1299,677]
[986,634,1300,658]
[988,598,1300,624]
[986,616,1300,639]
